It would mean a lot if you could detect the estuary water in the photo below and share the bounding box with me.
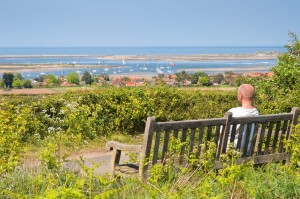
[0,46,285,79]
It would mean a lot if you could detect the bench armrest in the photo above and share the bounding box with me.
[106,141,142,152]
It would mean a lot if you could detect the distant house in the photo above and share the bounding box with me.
[243,72,273,78]
[61,82,76,87]
[162,77,176,86]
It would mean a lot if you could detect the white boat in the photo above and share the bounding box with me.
[122,59,126,65]
[156,68,163,74]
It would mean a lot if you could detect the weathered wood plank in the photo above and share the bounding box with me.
[272,121,281,153]
[264,122,274,154]
[106,141,142,152]
[250,122,259,155]
[140,117,156,180]
[230,124,237,143]
[174,129,179,139]
[161,130,170,162]
[179,129,187,164]
[257,123,267,154]
[220,112,233,154]
[155,118,226,131]
[231,113,293,124]
[242,123,253,157]
[196,126,204,157]
[152,131,161,164]
[189,128,196,156]
[215,153,290,169]
[279,120,288,152]
[214,125,221,145]
[236,124,245,151]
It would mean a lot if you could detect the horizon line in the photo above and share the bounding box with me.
[0,45,285,48]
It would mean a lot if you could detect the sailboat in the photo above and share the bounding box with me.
[122,59,126,65]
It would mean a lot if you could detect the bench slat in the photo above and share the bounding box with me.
[251,122,260,155]
[272,121,281,153]
[257,123,267,154]
[236,124,245,151]
[174,129,179,139]
[179,129,188,164]
[152,131,161,164]
[206,126,213,150]
[264,122,274,154]
[155,118,226,131]
[196,126,204,157]
[161,130,170,163]
[242,123,253,157]
[231,113,293,124]
[230,124,237,143]
[279,120,288,152]
[189,128,196,156]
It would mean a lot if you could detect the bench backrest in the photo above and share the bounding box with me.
[139,107,299,178]
[219,107,299,163]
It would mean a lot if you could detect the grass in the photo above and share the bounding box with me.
[21,133,143,167]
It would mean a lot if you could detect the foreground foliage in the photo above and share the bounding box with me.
[1,32,300,198]
[1,135,300,198]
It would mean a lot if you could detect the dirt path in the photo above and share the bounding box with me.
[0,88,56,95]
[23,150,130,176]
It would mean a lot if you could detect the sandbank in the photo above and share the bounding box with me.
[0,53,279,75]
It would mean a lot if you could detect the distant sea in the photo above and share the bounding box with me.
[0,46,286,79]
[0,46,286,55]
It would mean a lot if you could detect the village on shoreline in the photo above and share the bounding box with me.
[0,52,278,90]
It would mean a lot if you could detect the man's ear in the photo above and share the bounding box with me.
[238,93,243,101]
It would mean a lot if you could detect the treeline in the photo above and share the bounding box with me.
[0,71,110,89]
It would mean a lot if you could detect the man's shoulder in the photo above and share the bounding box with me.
[228,107,241,113]
[228,107,259,117]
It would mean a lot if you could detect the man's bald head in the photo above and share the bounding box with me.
[238,84,255,100]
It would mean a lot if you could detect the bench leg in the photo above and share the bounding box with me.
[110,149,121,179]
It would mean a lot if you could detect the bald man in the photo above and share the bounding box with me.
[227,84,259,153]
[229,84,259,117]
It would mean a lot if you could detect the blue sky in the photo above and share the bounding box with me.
[1,0,299,47]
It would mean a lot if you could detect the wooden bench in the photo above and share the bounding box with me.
[107,107,299,180]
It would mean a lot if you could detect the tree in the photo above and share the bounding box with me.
[44,74,61,86]
[191,72,207,84]
[99,74,110,82]
[2,73,14,89]
[23,80,33,88]
[198,76,211,86]
[224,71,235,84]
[14,73,24,80]
[81,71,93,85]
[66,72,80,85]
[271,32,300,91]
[175,71,190,85]
[13,73,25,88]
[34,75,44,82]
[213,73,225,84]
[121,76,131,82]
[0,80,4,88]
[13,79,23,88]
